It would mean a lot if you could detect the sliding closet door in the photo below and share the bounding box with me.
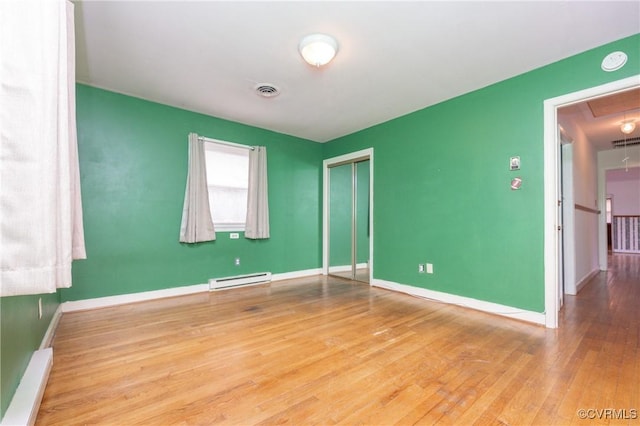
[328,160,370,283]
[354,160,370,282]
[328,163,353,279]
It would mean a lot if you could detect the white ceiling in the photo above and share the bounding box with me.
[74,1,640,143]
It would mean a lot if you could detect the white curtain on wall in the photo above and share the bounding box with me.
[0,0,86,297]
[179,133,216,243]
[245,146,270,239]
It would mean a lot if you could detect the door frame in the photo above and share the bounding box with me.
[558,130,577,299]
[543,74,640,328]
[323,148,374,282]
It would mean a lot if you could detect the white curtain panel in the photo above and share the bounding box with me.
[179,133,216,243]
[67,1,86,261]
[0,0,86,297]
[245,146,270,239]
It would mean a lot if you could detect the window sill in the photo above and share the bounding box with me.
[215,224,245,232]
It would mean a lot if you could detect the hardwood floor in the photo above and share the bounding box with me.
[329,267,370,283]
[37,255,639,425]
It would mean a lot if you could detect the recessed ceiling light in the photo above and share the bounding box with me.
[298,34,338,67]
[601,51,627,72]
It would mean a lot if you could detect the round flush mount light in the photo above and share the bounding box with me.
[601,51,627,72]
[299,34,338,67]
[620,120,636,135]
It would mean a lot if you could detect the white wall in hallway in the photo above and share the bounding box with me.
[606,167,640,215]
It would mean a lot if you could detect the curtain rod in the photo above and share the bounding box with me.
[197,136,255,151]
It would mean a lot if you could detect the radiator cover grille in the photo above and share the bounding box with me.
[209,272,272,291]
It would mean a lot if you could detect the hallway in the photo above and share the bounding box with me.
[552,253,639,424]
[560,254,639,329]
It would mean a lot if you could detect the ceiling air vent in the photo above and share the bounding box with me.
[611,136,640,148]
[255,83,280,98]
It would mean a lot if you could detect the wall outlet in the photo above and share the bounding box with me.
[234,257,240,266]
[426,263,434,274]
[230,233,239,239]
[418,264,425,273]
[38,297,42,319]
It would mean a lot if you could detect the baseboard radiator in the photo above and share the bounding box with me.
[209,272,272,291]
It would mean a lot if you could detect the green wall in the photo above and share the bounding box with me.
[323,34,639,312]
[0,292,59,418]
[62,85,323,301]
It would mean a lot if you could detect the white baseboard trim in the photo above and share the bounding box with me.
[272,268,321,282]
[39,306,62,350]
[61,283,209,313]
[372,279,545,326]
[3,306,63,426]
[1,348,53,426]
[575,268,600,294]
[61,269,324,313]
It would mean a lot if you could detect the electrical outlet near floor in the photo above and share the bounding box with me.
[234,257,240,266]
[426,263,434,274]
[418,264,425,273]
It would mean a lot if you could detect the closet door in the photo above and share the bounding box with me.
[354,160,370,283]
[328,163,354,279]
[328,160,370,283]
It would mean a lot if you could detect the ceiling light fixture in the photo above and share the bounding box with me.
[620,115,634,172]
[620,120,636,135]
[298,34,338,67]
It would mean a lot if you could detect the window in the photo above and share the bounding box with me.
[204,141,249,231]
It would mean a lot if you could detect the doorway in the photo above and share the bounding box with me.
[323,148,374,283]
[543,74,640,328]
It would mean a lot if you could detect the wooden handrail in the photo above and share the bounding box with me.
[575,203,600,214]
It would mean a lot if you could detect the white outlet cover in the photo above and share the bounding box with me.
[230,233,239,239]
[426,263,433,274]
